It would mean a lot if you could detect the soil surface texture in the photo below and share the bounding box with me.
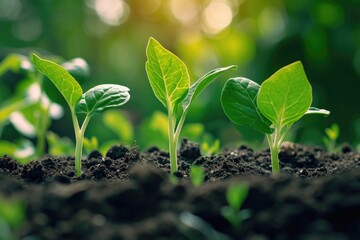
[0,139,359,240]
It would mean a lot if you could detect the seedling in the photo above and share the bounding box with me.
[189,165,205,187]
[145,37,236,173]
[32,54,130,176]
[220,183,250,231]
[1,53,88,161]
[323,123,340,153]
[221,61,330,174]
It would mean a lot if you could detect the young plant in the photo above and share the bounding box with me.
[221,61,330,175]
[323,123,340,153]
[32,54,130,176]
[145,37,236,173]
[220,183,250,231]
[189,165,205,187]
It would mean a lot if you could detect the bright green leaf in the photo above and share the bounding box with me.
[103,110,134,143]
[182,65,237,111]
[226,183,249,212]
[0,54,23,75]
[221,78,272,134]
[145,37,189,110]
[76,84,130,116]
[257,61,312,128]
[32,54,83,108]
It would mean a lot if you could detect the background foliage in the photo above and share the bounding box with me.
[1,0,359,151]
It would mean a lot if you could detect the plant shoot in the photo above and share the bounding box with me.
[32,54,130,176]
[221,61,329,175]
[145,37,236,173]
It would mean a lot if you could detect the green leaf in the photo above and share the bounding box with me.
[103,110,134,143]
[76,84,130,116]
[32,54,83,108]
[305,107,330,116]
[182,65,236,111]
[221,78,273,134]
[226,183,249,212]
[190,165,205,187]
[145,37,190,110]
[0,54,23,75]
[257,61,312,128]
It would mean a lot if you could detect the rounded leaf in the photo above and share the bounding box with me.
[221,78,272,134]
[76,84,130,116]
[257,61,312,128]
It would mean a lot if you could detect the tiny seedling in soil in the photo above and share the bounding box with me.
[145,37,236,173]
[32,54,130,176]
[221,61,330,175]
[323,123,340,153]
[189,165,205,187]
[220,183,250,231]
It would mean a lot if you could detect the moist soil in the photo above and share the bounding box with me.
[0,139,359,240]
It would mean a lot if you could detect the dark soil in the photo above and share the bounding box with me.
[1,139,359,240]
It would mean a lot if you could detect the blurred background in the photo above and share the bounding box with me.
[0,0,359,157]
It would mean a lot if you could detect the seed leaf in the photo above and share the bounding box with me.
[221,78,273,134]
[76,84,130,116]
[32,54,83,108]
[145,37,189,111]
[182,65,237,111]
[257,61,312,128]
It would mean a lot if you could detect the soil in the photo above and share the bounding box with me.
[0,139,359,240]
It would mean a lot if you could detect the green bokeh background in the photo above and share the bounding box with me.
[1,0,360,150]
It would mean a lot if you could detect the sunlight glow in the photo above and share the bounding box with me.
[87,0,130,26]
[202,0,233,34]
[170,0,198,25]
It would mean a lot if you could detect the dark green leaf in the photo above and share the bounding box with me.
[76,84,130,116]
[221,78,272,134]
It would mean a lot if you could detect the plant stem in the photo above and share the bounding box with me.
[71,109,92,177]
[168,109,178,174]
[266,133,280,175]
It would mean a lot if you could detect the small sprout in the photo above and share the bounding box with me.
[220,183,250,231]
[201,136,221,156]
[323,123,340,153]
[190,165,205,187]
[221,61,330,174]
[32,54,130,176]
[83,136,99,154]
[0,196,25,240]
[146,37,236,173]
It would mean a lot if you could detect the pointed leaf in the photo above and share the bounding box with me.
[305,107,330,116]
[257,61,312,128]
[182,65,237,111]
[32,54,83,108]
[221,78,272,134]
[76,84,130,116]
[145,37,189,110]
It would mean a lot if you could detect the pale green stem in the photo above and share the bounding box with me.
[168,109,178,173]
[266,125,291,175]
[71,109,91,177]
[266,128,281,175]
